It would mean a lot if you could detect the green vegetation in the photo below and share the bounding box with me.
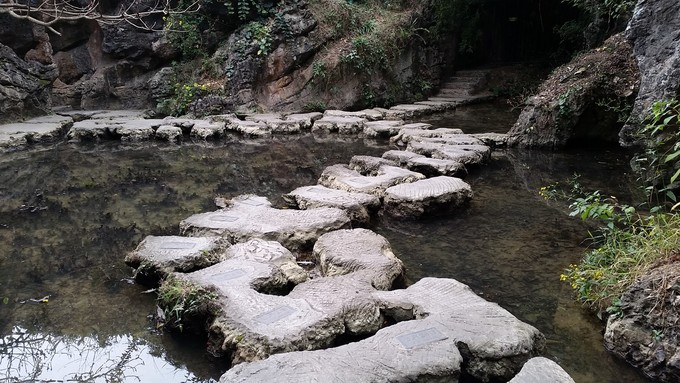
[157,277,219,332]
[158,81,209,116]
[545,99,680,314]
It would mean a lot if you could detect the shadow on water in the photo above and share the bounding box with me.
[0,105,651,382]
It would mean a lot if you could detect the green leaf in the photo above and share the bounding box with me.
[2,297,8,305]
[664,151,680,163]
[671,168,680,184]
[667,190,677,202]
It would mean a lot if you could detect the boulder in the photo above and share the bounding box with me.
[604,262,680,383]
[180,195,351,250]
[283,185,380,225]
[383,176,472,218]
[508,357,575,383]
[318,164,425,197]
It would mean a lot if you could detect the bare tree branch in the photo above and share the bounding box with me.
[0,0,202,35]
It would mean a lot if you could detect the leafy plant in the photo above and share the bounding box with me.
[633,99,680,209]
[158,82,209,116]
[157,277,218,332]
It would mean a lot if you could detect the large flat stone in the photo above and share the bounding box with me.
[349,155,398,174]
[508,357,575,383]
[283,185,380,225]
[389,104,436,118]
[245,114,301,134]
[407,141,491,165]
[221,277,544,382]
[363,120,404,138]
[284,112,323,129]
[383,176,472,218]
[382,150,466,177]
[319,164,425,197]
[471,132,509,148]
[125,236,227,283]
[0,115,73,148]
[311,116,367,134]
[225,119,270,137]
[391,127,465,146]
[180,195,350,250]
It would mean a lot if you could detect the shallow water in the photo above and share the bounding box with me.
[0,105,651,382]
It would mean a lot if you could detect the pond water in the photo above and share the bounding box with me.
[0,103,651,382]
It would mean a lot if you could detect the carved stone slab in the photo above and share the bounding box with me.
[283,185,380,225]
[383,176,473,218]
[319,164,425,197]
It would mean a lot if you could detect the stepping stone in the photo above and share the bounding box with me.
[311,116,366,134]
[413,100,454,111]
[283,185,380,225]
[363,120,404,138]
[382,149,425,165]
[324,109,382,121]
[391,127,464,146]
[374,107,407,120]
[471,132,508,148]
[389,104,435,118]
[383,176,472,218]
[166,230,403,365]
[90,110,146,120]
[246,114,301,134]
[349,155,398,174]
[407,157,466,177]
[358,109,385,121]
[125,236,227,283]
[224,119,270,137]
[0,115,73,147]
[407,141,491,165]
[410,134,485,146]
[313,229,404,290]
[161,117,196,133]
[221,278,544,382]
[428,97,462,103]
[67,119,119,141]
[508,357,575,383]
[319,164,425,197]
[155,125,183,141]
[191,120,226,139]
[180,195,351,250]
[116,119,162,141]
[284,112,323,129]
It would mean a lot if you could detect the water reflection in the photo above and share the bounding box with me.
[0,326,213,382]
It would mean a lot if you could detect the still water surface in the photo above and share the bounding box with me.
[0,103,650,382]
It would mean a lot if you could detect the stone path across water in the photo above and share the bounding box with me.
[0,71,574,381]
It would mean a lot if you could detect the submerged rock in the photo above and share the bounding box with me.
[283,185,380,225]
[383,176,472,218]
[180,195,350,250]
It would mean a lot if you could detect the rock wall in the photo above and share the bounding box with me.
[506,33,639,148]
[0,43,57,123]
[619,0,680,145]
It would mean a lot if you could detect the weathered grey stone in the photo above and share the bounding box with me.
[116,119,161,141]
[90,110,147,120]
[471,132,508,148]
[382,149,426,164]
[363,120,404,138]
[412,134,484,146]
[383,176,472,218]
[67,119,117,141]
[323,109,383,121]
[245,114,301,134]
[508,357,575,383]
[391,127,464,146]
[180,195,351,250]
[311,116,366,134]
[349,155,398,174]
[0,114,72,148]
[407,141,491,165]
[407,157,467,177]
[414,100,456,111]
[389,104,435,118]
[191,120,226,139]
[224,119,270,136]
[221,277,544,382]
[284,112,323,129]
[171,229,404,365]
[161,117,197,133]
[125,236,227,282]
[155,125,183,141]
[374,107,408,120]
[314,229,404,290]
[319,164,425,197]
[283,185,380,225]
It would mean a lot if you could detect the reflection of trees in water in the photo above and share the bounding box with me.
[0,327,207,382]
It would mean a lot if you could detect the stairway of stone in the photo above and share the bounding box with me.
[429,69,495,105]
